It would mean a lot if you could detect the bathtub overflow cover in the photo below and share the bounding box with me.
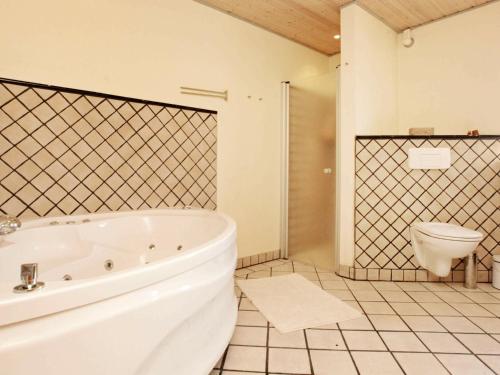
[148,244,156,251]
[104,259,114,271]
[63,274,72,281]
[177,245,183,251]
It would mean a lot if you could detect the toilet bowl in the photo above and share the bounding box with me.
[410,222,483,277]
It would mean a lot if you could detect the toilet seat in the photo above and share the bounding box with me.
[412,222,482,242]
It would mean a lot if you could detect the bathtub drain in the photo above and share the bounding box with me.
[104,259,114,271]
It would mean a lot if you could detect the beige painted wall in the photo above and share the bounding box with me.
[0,0,331,257]
[398,1,500,135]
[337,3,398,266]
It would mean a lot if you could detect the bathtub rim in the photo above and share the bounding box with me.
[0,208,237,327]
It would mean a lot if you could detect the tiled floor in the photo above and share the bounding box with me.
[212,259,500,375]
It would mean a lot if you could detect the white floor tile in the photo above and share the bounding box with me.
[423,282,454,292]
[478,284,500,293]
[390,302,428,315]
[435,316,483,333]
[416,332,469,353]
[268,348,311,374]
[478,355,500,374]
[310,350,357,375]
[236,311,268,326]
[368,315,410,331]
[306,329,346,350]
[352,351,403,375]
[352,290,384,302]
[463,292,500,304]
[268,328,306,348]
[437,353,494,375]
[395,282,427,291]
[482,303,500,317]
[394,353,448,375]
[451,303,495,317]
[379,291,413,302]
[318,272,343,281]
[380,331,428,352]
[346,280,376,291]
[406,291,442,302]
[419,302,462,316]
[338,316,374,330]
[292,262,316,272]
[402,316,446,332]
[455,333,500,354]
[359,301,395,314]
[230,326,267,346]
[342,331,386,351]
[371,281,402,291]
[434,291,474,303]
[469,317,500,334]
[223,346,266,372]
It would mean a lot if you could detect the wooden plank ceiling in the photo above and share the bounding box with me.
[194,0,493,55]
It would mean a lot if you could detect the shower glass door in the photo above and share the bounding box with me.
[285,72,337,270]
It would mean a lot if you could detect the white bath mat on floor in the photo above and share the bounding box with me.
[236,273,362,333]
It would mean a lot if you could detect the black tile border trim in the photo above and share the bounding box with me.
[356,135,500,140]
[0,77,217,115]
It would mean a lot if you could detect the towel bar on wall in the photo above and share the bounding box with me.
[180,86,228,101]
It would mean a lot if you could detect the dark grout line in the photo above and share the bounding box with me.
[303,329,315,375]
[265,322,270,375]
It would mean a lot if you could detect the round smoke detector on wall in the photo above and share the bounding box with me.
[402,28,415,48]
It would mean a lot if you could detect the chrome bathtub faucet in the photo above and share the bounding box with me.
[13,263,45,293]
[0,215,21,235]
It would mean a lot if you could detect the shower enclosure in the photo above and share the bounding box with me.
[281,71,338,271]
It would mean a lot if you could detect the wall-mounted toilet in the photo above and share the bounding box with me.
[410,222,483,278]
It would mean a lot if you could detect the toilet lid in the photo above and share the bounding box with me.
[412,222,483,241]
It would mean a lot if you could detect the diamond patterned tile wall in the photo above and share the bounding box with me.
[0,79,217,218]
[355,136,500,281]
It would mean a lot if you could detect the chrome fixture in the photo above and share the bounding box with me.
[180,86,228,101]
[464,252,478,289]
[0,215,21,235]
[13,263,45,293]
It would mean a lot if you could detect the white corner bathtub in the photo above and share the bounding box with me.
[0,208,237,375]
